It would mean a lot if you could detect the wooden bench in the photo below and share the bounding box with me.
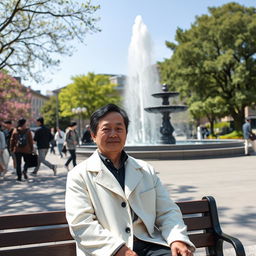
[0,196,245,256]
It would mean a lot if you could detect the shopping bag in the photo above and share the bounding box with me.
[61,145,67,154]
[249,133,256,141]
[26,153,38,168]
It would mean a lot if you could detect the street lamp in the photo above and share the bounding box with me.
[72,107,87,140]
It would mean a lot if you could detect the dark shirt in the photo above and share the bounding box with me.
[34,125,53,149]
[98,151,139,223]
[98,151,128,190]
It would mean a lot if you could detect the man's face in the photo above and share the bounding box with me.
[91,112,127,157]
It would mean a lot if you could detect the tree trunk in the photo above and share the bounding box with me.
[230,108,245,131]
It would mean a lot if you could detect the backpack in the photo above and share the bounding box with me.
[17,132,28,147]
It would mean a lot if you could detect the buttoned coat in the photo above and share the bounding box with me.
[65,151,195,256]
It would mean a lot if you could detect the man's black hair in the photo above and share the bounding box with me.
[90,104,129,134]
[36,117,44,125]
[17,118,26,127]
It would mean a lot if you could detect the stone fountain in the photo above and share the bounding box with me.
[76,16,244,160]
[145,84,187,144]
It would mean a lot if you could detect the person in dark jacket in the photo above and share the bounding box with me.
[32,117,57,176]
[10,119,33,181]
[81,125,93,144]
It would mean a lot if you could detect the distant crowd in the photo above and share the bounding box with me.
[0,117,93,182]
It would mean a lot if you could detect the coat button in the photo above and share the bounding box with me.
[121,202,126,208]
[125,227,131,233]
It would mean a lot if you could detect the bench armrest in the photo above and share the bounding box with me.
[217,232,246,256]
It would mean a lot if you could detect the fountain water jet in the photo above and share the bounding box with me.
[124,15,160,144]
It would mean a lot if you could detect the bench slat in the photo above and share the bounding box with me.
[177,200,209,214]
[184,216,212,231]
[0,227,73,247]
[189,233,216,248]
[0,211,66,230]
[0,242,76,256]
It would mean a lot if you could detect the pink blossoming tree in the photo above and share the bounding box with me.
[0,72,32,123]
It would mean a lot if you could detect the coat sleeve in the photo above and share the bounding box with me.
[150,165,195,251]
[65,166,125,256]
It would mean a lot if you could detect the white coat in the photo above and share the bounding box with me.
[65,151,195,256]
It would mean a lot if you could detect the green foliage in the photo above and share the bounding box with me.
[0,72,32,122]
[40,95,70,129]
[59,73,120,119]
[214,121,230,130]
[0,0,100,81]
[159,2,256,131]
[219,130,243,139]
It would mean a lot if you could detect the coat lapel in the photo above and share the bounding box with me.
[124,157,143,199]
[86,151,143,199]
[87,151,126,198]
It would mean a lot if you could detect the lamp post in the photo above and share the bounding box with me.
[55,92,59,129]
[72,107,87,139]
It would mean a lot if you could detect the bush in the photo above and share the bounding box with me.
[219,130,243,139]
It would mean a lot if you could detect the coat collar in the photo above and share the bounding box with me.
[86,151,143,199]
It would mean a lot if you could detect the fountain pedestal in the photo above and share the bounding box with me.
[160,112,176,144]
[144,84,187,144]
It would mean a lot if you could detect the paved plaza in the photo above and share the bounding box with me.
[0,152,255,255]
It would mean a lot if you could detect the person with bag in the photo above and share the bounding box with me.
[32,117,57,176]
[10,119,34,181]
[64,122,79,171]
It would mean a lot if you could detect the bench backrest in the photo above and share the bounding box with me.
[0,197,218,256]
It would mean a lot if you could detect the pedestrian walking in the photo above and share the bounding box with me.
[2,120,16,169]
[64,122,79,171]
[0,125,8,177]
[10,119,34,181]
[49,127,56,154]
[242,117,256,155]
[54,127,65,158]
[32,117,57,175]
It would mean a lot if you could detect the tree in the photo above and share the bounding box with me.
[189,96,228,135]
[0,72,32,121]
[59,73,120,119]
[40,95,70,130]
[159,3,256,131]
[0,0,100,81]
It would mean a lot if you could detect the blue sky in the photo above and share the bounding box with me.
[27,0,255,94]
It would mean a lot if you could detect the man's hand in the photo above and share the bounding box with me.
[115,245,138,256]
[171,241,193,256]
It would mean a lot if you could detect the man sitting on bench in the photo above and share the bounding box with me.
[65,104,195,256]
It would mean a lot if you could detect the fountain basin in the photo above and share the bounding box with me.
[77,139,244,160]
[151,92,179,98]
[144,105,187,113]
